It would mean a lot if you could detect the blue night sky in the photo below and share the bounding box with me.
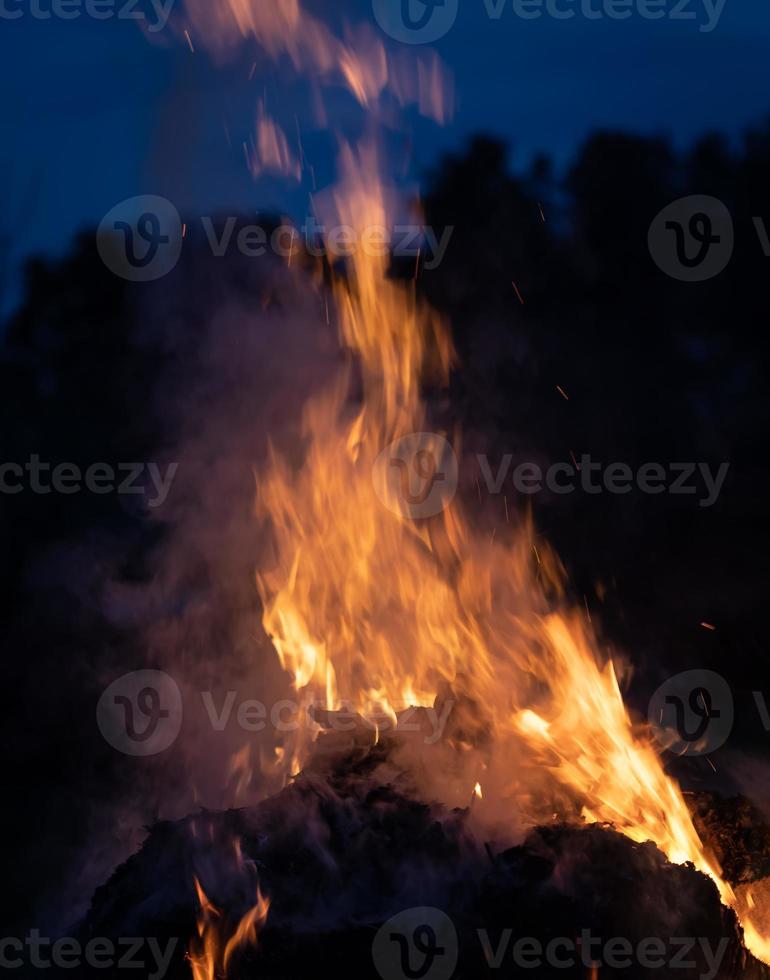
[1,0,769,314]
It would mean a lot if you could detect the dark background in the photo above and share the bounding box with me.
[2,0,770,948]
[2,0,770,318]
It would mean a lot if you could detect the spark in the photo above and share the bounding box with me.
[183,29,195,53]
[511,279,525,305]
[556,385,570,401]
[700,621,716,631]
[584,594,592,624]
[288,227,296,266]
[248,61,257,80]
[295,115,305,170]
[538,201,546,222]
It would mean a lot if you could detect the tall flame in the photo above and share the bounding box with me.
[253,130,770,949]
[183,0,770,963]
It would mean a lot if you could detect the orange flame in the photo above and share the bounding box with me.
[189,875,270,980]
[225,744,253,805]
[188,0,769,964]
[247,102,301,182]
[182,0,451,121]
[251,121,770,972]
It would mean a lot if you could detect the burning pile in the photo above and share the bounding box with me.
[84,0,770,974]
[81,735,770,979]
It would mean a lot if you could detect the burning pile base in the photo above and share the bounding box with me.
[79,733,770,980]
